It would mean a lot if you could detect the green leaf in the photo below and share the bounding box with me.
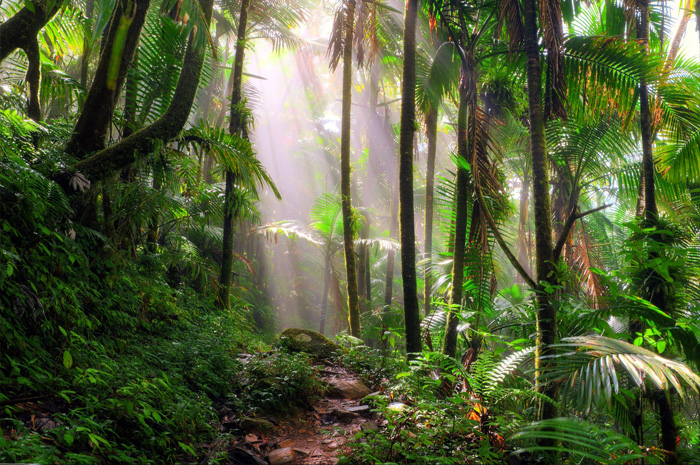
[64,432,74,446]
[63,350,73,369]
[656,340,667,354]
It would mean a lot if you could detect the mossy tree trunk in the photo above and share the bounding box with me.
[339,0,362,337]
[423,106,438,316]
[66,0,150,156]
[218,0,252,310]
[72,0,214,183]
[523,0,558,428]
[397,0,422,358]
[443,93,469,359]
[0,0,63,62]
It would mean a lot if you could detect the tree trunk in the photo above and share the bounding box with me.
[66,0,150,156]
[218,0,251,310]
[638,2,676,461]
[384,183,398,309]
[339,0,361,337]
[319,254,331,335]
[523,0,558,426]
[147,162,164,254]
[72,0,213,183]
[424,106,438,316]
[443,94,468,359]
[0,0,62,62]
[516,173,532,280]
[357,216,369,312]
[24,38,42,122]
[397,0,422,358]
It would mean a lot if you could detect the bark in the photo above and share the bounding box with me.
[516,174,532,281]
[79,0,95,88]
[339,0,362,337]
[122,50,139,138]
[319,255,331,335]
[0,0,61,62]
[653,390,678,465]
[523,0,558,426]
[357,216,370,312]
[638,2,676,460]
[397,0,422,358]
[147,162,164,254]
[218,0,251,310]
[72,0,214,183]
[24,38,42,122]
[424,106,438,316]
[384,183,399,309]
[66,0,150,156]
[443,94,469,359]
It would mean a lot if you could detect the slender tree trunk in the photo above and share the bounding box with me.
[218,0,251,310]
[516,174,532,281]
[424,106,438,316]
[147,163,164,254]
[443,94,469,359]
[523,0,558,426]
[357,216,369,312]
[384,183,398,309]
[79,0,95,89]
[24,38,42,122]
[339,0,362,337]
[638,2,676,461]
[397,0,422,358]
[66,0,150,156]
[319,254,331,335]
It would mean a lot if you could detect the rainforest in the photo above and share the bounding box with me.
[1,0,700,463]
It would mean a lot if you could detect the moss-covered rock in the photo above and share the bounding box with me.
[279,328,344,359]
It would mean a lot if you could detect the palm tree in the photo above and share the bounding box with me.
[218,0,252,310]
[397,0,422,357]
[329,0,361,337]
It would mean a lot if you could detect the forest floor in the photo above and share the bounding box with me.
[223,361,378,465]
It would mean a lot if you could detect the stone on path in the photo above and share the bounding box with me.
[268,447,296,465]
[279,328,344,359]
[326,378,371,399]
[239,417,274,433]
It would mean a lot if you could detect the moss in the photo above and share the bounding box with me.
[279,328,344,359]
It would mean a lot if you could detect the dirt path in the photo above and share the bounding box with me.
[229,364,378,465]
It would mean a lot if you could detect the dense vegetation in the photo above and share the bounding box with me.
[2,0,700,463]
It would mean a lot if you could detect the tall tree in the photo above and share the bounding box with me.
[397,0,422,357]
[522,0,558,426]
[329,0,361,337]
[218,0,252,310]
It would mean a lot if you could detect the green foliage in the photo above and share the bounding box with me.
[512,417,657,464]
[236,351,325,415]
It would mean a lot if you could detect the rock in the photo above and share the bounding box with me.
[268,447,296,465]
[294,448,311,457]
[325,441,340,450]
[327,378,371,399]
[239,417,274,433]
[279,328,344,359]
[277,438,294,448]
[346,405,371,415]
[332,408,359,422]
